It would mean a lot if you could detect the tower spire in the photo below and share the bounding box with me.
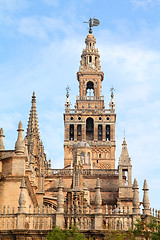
[26,92,41,155]
[26,92,39,140]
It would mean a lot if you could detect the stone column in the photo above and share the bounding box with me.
[82,124,86,141]
[74,125,77,141]
[94,124,98,141]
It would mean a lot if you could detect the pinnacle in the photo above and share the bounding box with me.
[133,178,138,189]
[119,137,130,165]
[0,128,4,136]
[122,137,127,146]
[143,179,149,190]
[18,121,23,131]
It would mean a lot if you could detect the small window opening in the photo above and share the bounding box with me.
[95,57,97,66]
[99,154,101,158]
[98,125,102,140]
[89,56,92,62]
[106,125,110,141]
[84,57,86,66]
[90,43,91,48]
[69,124,74,141]
[97,160,98,164]
[77,124,82,141]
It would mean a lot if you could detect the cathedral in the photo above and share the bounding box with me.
[0,22,158,239]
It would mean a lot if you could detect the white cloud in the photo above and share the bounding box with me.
[131,0,160,9]
[0,0,28,12]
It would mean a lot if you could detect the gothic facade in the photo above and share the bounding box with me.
[0,29,159,239]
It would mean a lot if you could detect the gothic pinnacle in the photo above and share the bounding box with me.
[15,121,25,155]
[0,128,5,150]
[133,178,140,214]
[142,179,150,215]
[26,92,39,139]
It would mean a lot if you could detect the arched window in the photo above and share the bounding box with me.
[106,125,110,141]
[86,117,94,141]
[98,125,102,140]
[81,152,85,164]
[69,125,74,141]
[87,153,90,164]
[86,81,94,96]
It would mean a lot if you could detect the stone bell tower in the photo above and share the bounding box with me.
[64,27,116,170]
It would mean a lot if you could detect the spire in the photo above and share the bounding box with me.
[56,178,64,213]
[142,179,150,215]
[109,86,115,113]
[133,178,140,215]
[15,121,25,155]
[119,137,131,165]
[26,92,40,142]
[0,128,5,150]
[18,177,26,213]
[95,178,102,213]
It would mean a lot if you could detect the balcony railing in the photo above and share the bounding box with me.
[47,168,118,177]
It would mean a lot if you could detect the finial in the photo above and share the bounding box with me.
[15,121,25,155]
[66,85,70,98]
[110,86,115,99]
[0,128,5,150]
[83,18,100,34]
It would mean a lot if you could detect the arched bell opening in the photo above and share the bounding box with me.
[86,117,94,141]
[86,81,94,96]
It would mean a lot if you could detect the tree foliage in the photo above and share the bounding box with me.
[46,225,85,240]
[133,217,160,240]
[46,218,160,240]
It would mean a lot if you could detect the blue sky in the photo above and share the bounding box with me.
[0,0,160,210]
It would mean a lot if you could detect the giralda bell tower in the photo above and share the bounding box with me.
[64,19,116,170]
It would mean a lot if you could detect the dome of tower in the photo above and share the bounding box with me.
[85,34,96,44]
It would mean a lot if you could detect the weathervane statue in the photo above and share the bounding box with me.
[83,18,100,33]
